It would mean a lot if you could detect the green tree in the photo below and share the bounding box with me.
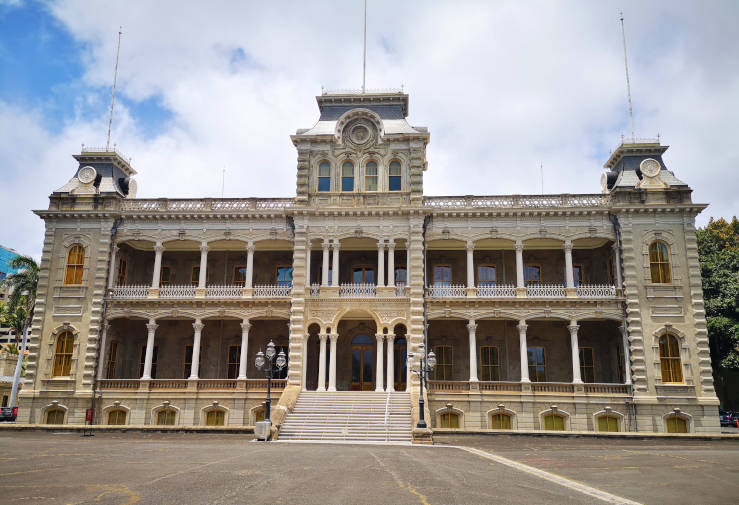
[0,302,28,344]
[697,217,739,409]
[0,255,40,318]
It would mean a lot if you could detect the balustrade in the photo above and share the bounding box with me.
[121,197,294,213]
[159,285,196,299]
[576,284,617,298]
[530,382,575,394]
[395,284,408,297]
[197,379,237,390]
[427,284,466,298]
[253,284,291,298]
[109,285,149,299]
[424,194,610,209]
[476,284,516,297]
[338,283,376,297]
[148,379,188,389]
[206,284,242,298]
[97,379,139,390]
[310,283,321,297]
[526,284,566,298]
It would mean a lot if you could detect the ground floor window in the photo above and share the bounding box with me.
[46,408,65,424]
[666,416,689,433]
[156,409,176,426]
[205,410,225,426]
[439,412,460,428]
[597,414,619,432]
[107,409,127,425]
[490,412,512,429]
[543,413,565,431]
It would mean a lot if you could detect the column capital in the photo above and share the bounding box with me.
[467,321,477,333]
[240,320,251,332]
[328,333,339,341]
[200,242,209,252]
[332,240,340,250]
[387,239,395,249]
[563,239,573,251]
[322,239,330,250]
[466,240,475,251]
[319,333,328,342]
[378,240,386,250]
[146,321,159,333]
[246,242,255,253]
[154,243,164,253]
[515,240,523,251]
[192,320,204,332]
[567,324,580,334]
[386,333,395,342]
[517,321,528,332]
[375,333,385,341]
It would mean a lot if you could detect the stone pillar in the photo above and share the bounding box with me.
[189,319,204,379]
[515,240,524,296]
[301,334,309,391]
[375,334,385,391]
[142,319,158,379]
[151,242,164,289]
[108,246,119,289]
[387,240,395,287]
[377,241,385,287]
[468,320,478,381]
[518,321,529,382]
[96,322,109,381]
[331,241,340,286]
[568,321,582,383]
[620,323,632,385]
[386,333,395,392]
[198,242,208,289]
[245,242,255,289]
[406,245,411,285]
[238,320,250,379]
[317,333,327,391]
[466,241,475,289]
[305,239,312,285]
[564,240,576,297]
[328,333,338,392]
[321,240,330,286]
[612,242,623,289]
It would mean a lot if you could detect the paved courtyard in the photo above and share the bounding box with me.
[0,432,737,504]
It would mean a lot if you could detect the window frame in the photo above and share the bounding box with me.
[364,160,379,192]
[341,160,354,192]
[597,414,619,432]
[479,345,500,381]
[227,345,241,380]
[659,334,683,383]
[46,408,65,425]
[524,264,542,286]
[317,160,331,192]
[107,409,127,425]
[434,345,454,380]
[490,412,512,429]
[477,264,497,287]
[433,264,452,286]
[352,265,376,284]
[543,413,565,431]
[64,244,85,285]
[184,345,193,379]
[160,266,172,286]
[52,332,74,377]
[116,257,127,286]
[156,409,176,426]
[579,346,595,383]
[439,411,460,428]
[527,346,546,382]
[205,409,225,426]
[276,265,293,287]
[649,240,672,284]
[388,160,402,191]
[233,265,246,286]
[106,341,118,379]
[573,264,584,287]
[665,415,689,433]
[190,266,200,286]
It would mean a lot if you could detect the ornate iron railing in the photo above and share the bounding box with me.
[576,284,617,298]
[253,284,291,298]
[427,284,466,298]
[159,284,196,299]
[339,283,377,297]
[526,284,566,298]
[121,197,294,212]
[206,284,243,298]
[476,284,516,297]
[109,285,149,299]
[310,283,321,297]
[395,284,408,297]
[424,194,610,209]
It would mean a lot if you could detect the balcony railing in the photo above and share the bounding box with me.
[424,193,611,210]
[97,378,288,392]
[253,284,291,298]
[206,284,242,298]
[427,284,466,298]
[160,285,196,299]
[339,283,376,297]
[121,197,294,213]
[476,284,516,297]
[395,284,408,297]
[526,284,566,298]
[109,285,149,299]
[427,380,630,396]
[576,284,617,298]
[310,283,321,297]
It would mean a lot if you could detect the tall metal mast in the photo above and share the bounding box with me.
[362,0,367,93]
[619,12,635,142]
[106,28,123,151]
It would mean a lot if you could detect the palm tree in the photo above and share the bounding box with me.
[0,303,28,344]
[1,255,40,320]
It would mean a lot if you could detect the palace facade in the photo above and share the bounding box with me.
[18,90,720,437]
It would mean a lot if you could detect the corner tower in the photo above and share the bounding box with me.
[291,90,429,206]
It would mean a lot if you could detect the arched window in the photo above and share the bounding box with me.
[253,407,265,424]
[543,413,565,431]
[318,161,331,192]
[64,244,85,285]
[52,332,74,377]
[490,412,512,429]
[665,415,689,433]
[156,408,176,425]
[46,408,65,424]
[365,161,378,191]
[342,161,354,192]
[597,414,619,432]
[439,412,460,428]
[107,409,127,425]
[206,410,225,426]
[649,241,671,283]
[388,160,401,191]
[659,334,683,383]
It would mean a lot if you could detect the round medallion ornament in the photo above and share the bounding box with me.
[349,123,371,145]
[77,166,97,184]
[640,158,661,178]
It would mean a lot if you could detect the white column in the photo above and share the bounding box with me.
[238,320,250,379]
[569,321,582,383]
[620,323,632,385]
[406,245,411,286]
[515,240,524,289]
[305,239,312,285]
[466,240,475,289]
[386,334,395,392]
[151,243,164,289]
[564,240,574,289]
[328,333,338,391]
[189,319,204,379]
[108,246,119,289]
[96,322,109,381]
[387,241,395,287]
[317,334,327,391]
[321,240,330,286]
[142,319,158,379]
[518,321,529,382]
[331,241,340,286]
[467,320,478,381]
[377,241,385,287]
[375,334,385,391]
[612,242,623,288]
[301,334,309,391]
[245,242,255,289]
[198,242,208,289]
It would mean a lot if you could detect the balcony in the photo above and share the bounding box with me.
[338,283,376,297]
[97,378,287,392]
[426,282,617,300]
[109,283,291,300]
[427,380,631,396]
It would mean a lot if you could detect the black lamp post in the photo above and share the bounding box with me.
[254,340,286,423]
[409,342,436,429]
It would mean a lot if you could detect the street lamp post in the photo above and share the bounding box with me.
[254,340,286,437]
[408,342,436,429]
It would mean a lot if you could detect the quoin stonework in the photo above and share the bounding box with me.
[19,90,720,437]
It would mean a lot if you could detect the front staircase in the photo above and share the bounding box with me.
[278,391,412,443]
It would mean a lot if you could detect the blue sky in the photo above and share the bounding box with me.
[1,0,738,259]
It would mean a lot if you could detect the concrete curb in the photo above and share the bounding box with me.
[432,427,739,441]
[0,423,254,434]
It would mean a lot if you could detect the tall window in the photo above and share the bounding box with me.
[106,341,118,379]
[659,334,683,383]
[543,413,565,431]
[597,414,619,432]
[108,409,127,425]
[479,346,500,381]
[478,265,496,287]
[342,161,354,191]
[318,161,331,192]
[116,258,127,285]
[227,345,241,379]
[365,161,378,191]
[434,345,453,380]
[395,267,407,285]
[156,409,176,426]
[190,266,200,286]
[649,241,672,283]
[352,266,375,284]
[183,345,193,379]
[64,244,85,285]
[46,408,65,424]
[139,345,158,379]
[433,265,452,286]
[439,412,460,428]
[579,347,595,383]
[206,410,225,426]
[233,265,246,286]
[573,265,583,286]
[160,266,172,286]
[276,266,293,287]
[527,346,546,382]
[490,412,512,429]
[388,161,401,191]
[524,265,541,286]
[52,332,74,377]
[666,415,688,433]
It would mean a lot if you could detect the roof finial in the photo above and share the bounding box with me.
[362,0,367,93]
[619,12,635,142]
[106,27,123,152]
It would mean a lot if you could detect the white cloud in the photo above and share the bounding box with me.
[2,0,738,259]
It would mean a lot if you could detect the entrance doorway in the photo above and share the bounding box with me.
[351,334,374,390]
[394,337,407,390]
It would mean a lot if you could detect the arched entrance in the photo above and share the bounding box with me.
[394,337,407,391]
[351,334,374,390]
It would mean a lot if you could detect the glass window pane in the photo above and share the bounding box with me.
[389,161,401,175]
[366,175,377,191]
[342,176,354,192]
[319,161,330,177]
[366,161,377,175]
[342,161,354,176]
[389,176,401,191]
[318,177,330,192]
